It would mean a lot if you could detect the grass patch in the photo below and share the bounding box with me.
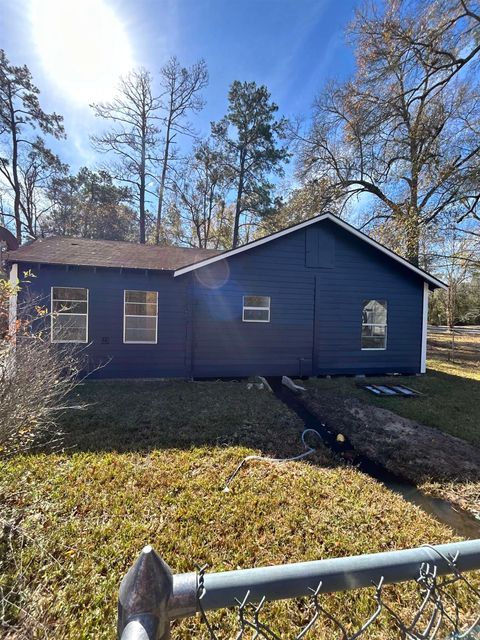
[0,380,477,638]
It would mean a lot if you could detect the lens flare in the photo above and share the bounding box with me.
[194,260,230,289]
[30,0,134,104]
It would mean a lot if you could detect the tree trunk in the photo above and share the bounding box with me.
[139,118,147,244]
[8,90,22,242]
[139,180,146,244]
[404,208,421,266]
[155,157,168,245]
[155,114,173,245]
[232,152,245,249]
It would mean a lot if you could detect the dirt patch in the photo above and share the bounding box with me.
[300,388,480,488]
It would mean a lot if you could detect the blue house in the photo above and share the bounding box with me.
[5,213,446,379]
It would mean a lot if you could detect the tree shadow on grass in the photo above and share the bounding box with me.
[43,379,333,466]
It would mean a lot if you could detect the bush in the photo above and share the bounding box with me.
[0,275,88,456]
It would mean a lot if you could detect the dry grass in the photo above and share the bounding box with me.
[0,380,474,638]
[428,331,480,366]
[423,480,480,517]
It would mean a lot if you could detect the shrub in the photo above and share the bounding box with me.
[0,274,89,456]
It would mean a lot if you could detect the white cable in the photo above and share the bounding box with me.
[222,428,323,492]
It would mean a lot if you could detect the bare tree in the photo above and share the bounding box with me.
[297,0,480,266]
[430,221,480,327]
[91,69,160,244]
[0,49,65,241]
[170,139,231,248]
[393,0,480,96]
[154,57,208,245]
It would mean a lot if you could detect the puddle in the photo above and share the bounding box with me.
[267,377,480,540]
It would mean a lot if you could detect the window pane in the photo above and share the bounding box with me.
[362,325,386,338]
[361,335,386,349]
[125,290,157,304]
[53,300,88,314]
[244,308,269,321]
[52,287,87,301]
[362,300,387,349]
[125,303,157,316]
[124,292,157,342]
[125,316,157,330]
[125,328,157,342]
[362,300,387,325]
[125,315,156,342]
[244,296,270,308]
[52,314,87,342]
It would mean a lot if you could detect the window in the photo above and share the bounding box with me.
[362,300,387,350]
[51,287,88,343]
[243,296,270,322]
[124,290,158,343]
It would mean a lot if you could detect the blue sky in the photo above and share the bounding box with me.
[2,0,358,171]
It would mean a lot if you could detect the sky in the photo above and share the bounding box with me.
[1,0,359,172]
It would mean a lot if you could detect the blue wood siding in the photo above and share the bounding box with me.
[190,220,423,377]
[191,233,315,377]
[18,264,189,378]
[15,219,425,378]
[312,222,423,374]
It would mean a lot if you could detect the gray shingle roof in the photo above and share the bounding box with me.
[6,236,221,271]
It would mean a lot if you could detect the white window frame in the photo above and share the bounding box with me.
[242,295,271,323]
[51,286,89,344]
[123,290,158,344]
[361,300,387,351]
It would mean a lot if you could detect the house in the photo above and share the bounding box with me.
[5,213,446,379]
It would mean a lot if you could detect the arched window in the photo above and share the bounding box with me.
[362,300,387,350]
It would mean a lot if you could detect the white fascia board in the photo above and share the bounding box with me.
[173,214,331,276]
[327,216,447,289]
[420,282,429,374]
[173,212,448,290]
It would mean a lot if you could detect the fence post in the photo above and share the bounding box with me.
[117,545,173,640]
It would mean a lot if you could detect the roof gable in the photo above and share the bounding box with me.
[173,213,447,289]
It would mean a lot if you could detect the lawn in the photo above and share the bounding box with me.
[0,380,475,639]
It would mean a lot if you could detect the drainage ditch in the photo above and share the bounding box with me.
[267,377,480,540]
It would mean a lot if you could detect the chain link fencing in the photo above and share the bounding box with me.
[117,540,480,639]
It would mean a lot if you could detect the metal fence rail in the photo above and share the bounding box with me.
[117,539,480,639]
[428,325,480,335]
